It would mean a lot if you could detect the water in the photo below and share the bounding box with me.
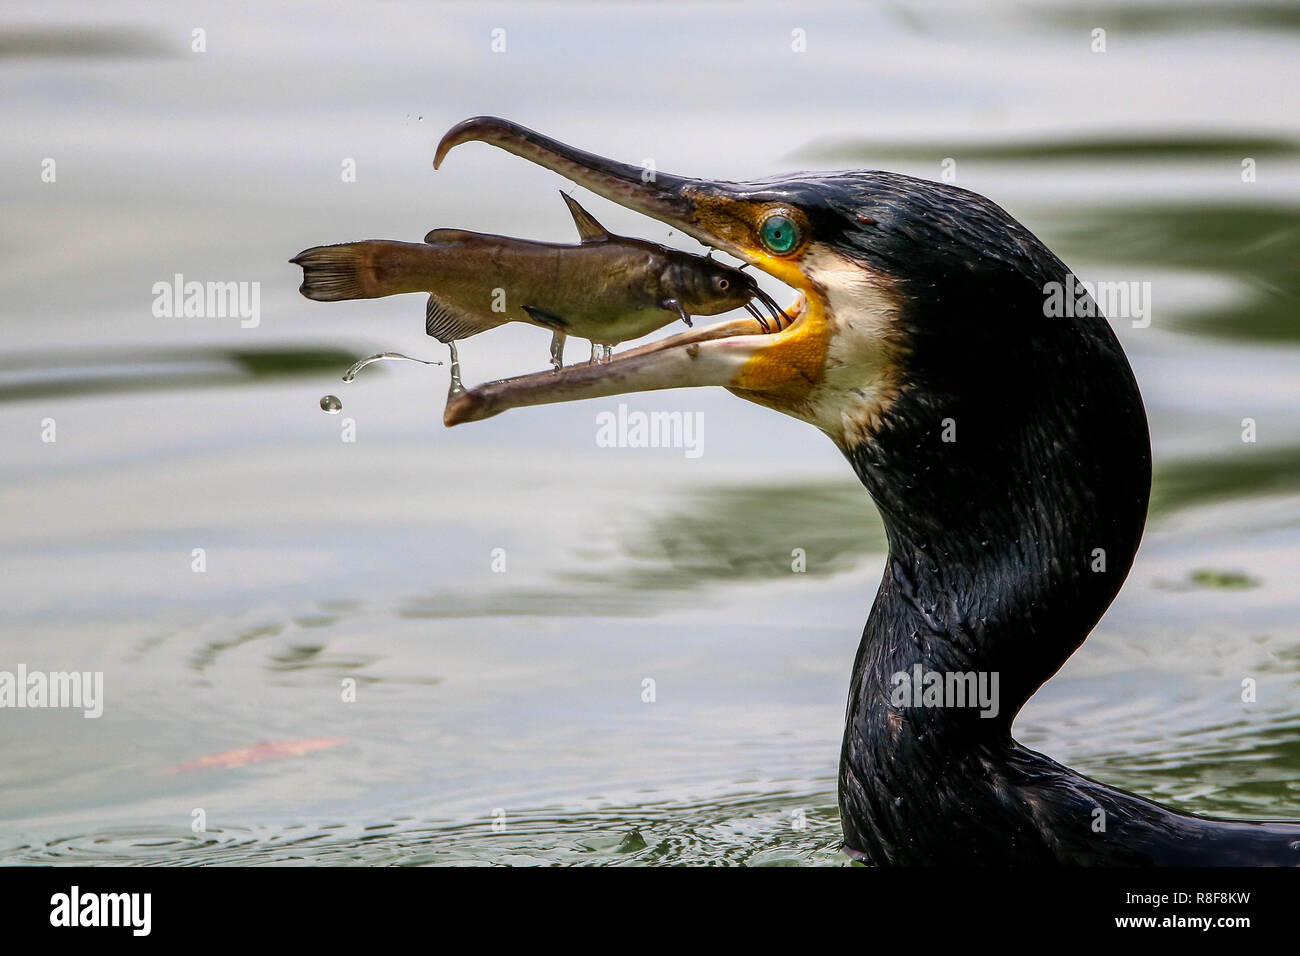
[341,352,443,383]
[446,342,465,397]
[319,395,342,414]
[1,0,1298,866]
[550,331,566,370]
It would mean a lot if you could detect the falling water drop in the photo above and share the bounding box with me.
[342,351,442,383]
[447,341,465,397]
[549,330,566,371]
[320,395,342,414]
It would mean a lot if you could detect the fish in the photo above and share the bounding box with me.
[160,737,348,774]
[291,193,786,368]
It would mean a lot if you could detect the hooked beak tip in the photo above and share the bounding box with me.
[430,115,706,240]
[444,390,489,427]
[433,116,478,169]
[434,115,534,171]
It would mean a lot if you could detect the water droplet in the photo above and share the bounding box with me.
[549,330,566,371]
[320,395,342,414]
[342,351,442,383]
[447,341,465,397]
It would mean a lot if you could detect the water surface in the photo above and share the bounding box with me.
[1,0,1298,865]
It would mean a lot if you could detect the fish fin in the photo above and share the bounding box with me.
[522,305,570,330]
[559,192,612,242]
[663,298,693,328]
[291,243,385,300]
[423,227,481,244]
[425,295,501,343]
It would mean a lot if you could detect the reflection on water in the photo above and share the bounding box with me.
[797,132,1300,164]
[1048,204,1300,342]
[1027,3,1300,33]
[0,347,360,402]
[571,483,887,590]
[1152,446,1300,514]
[0,26,171,60]
[1,0,1298,865]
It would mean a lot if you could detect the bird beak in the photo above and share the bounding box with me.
[435,117,830,427]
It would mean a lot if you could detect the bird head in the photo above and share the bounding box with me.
[436,117,916,443]
[437,118,1148,569]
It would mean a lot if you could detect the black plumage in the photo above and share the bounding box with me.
[777,172,1300,865]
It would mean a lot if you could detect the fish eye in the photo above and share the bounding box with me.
[714,276,730,292]
[759,213,801,255]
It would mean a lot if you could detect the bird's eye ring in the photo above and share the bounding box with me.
[759,214,801,255]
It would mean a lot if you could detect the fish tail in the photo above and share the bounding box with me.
[290,241,434,301]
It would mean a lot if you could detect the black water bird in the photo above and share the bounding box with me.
[436,117,1300,866]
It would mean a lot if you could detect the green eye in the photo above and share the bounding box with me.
[759,214,800,254]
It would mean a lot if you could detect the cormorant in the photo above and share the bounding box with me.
[435,117,1300,866]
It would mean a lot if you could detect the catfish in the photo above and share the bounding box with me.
[291,193,782,367]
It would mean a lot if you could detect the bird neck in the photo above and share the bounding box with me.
[842,342,1152,732]
[835,362,1149,862]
